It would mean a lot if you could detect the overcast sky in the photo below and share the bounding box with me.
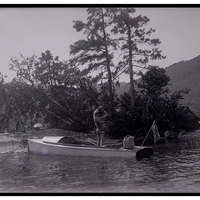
[1,7,200,82]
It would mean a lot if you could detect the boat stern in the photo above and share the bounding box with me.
[136,147,153,158]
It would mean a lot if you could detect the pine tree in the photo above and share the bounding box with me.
[70,8,118,112]
[111,8,166,108]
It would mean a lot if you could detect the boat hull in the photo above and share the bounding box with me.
[28,138,153,158]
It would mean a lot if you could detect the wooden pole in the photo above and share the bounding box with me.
[141,120,155,147]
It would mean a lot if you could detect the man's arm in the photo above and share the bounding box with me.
[98,110,108,122]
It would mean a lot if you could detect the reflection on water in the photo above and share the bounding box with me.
[0,132,200,193]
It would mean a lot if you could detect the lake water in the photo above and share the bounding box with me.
[0,131,200,193]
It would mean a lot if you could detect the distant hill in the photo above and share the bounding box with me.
[165,55,200,116]
[115,82,130,95]
[111,55,200,117]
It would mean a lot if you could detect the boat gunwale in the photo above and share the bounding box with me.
[28,138,150,152]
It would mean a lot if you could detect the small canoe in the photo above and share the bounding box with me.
[28,136,153,158]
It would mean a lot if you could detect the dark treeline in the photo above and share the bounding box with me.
[0,8,199,139]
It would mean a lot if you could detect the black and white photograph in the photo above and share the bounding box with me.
[0,5,200,194]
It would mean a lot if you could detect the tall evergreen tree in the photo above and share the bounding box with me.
[111,8,166,108]
[70,8,118,113]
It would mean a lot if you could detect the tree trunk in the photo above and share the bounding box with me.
[101,8,114,113]
[128,25,135,109]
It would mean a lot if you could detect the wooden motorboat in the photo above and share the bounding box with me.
[28,136,153,158]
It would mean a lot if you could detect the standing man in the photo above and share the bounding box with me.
[93,106,109,146]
